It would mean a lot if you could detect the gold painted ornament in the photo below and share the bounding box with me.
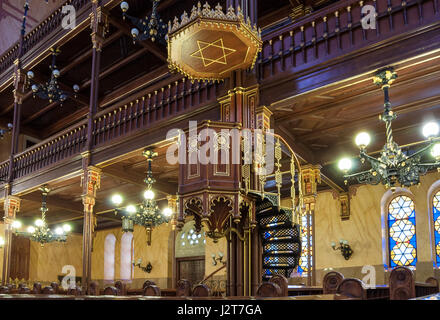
[167,2,262,82]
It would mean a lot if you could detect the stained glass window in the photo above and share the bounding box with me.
[297,213,312,275]
[388,196,417,268]
[432,192,440,265]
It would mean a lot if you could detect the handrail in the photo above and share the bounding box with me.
[0,0,90,75]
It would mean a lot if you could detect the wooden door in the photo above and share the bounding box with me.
[177,256,205,285]
[10,234,30,280]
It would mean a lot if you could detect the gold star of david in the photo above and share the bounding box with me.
[190,38,236,67]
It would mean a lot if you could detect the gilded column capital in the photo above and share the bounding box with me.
[301,164,322,197]
[81,166,102,198]
[3,196,21,223]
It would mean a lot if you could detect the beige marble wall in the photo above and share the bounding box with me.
[312,171,440,285]
[28,233,83,282]
[91,222,174,289]
[205,237,227,278]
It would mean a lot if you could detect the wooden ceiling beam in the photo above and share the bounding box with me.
[298,94,440,142]
[21,193,84,216]
[101,166,176,196]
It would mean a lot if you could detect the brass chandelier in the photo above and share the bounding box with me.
[120,0,168,44]
[11,186,72,246]
[26,48,79,104]
[338,68,440,190]
[111,149,173,245]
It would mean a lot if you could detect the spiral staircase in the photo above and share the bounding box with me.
[255,195,301,281]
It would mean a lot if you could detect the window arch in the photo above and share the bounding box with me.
[432,191,440,265]
[175,220,206,258]
[387,195,417,268]
[104,233,116,281]
[120,232,133,280]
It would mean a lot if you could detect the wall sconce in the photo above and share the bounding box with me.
[132,258,153,273]
[0,237,4,248]
[331,239,353,260]
[211,252,225,266]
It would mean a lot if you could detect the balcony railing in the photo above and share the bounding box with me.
[0,0,90,76]
[258,0,440,81]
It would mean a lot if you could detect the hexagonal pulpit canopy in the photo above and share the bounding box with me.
[167,2,262,82]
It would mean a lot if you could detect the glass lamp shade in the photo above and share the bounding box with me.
[52,69,60,78]
[11,221,22,229]
[55,227,64,235]
[27,226,36,234]
[423,122,439,138]
[122,217,134,233]
[35,219,44,227]
[355,132,371,148]
[144,190,155,200]
[338,158,352,172]
[73,84,80,92]
[126,205,137,214]
[131,28,139,38]
[163,207,173,217]
[432,143,440,159]
[120,1,129,12]
[62,224,72,232]
[26,70,34,79]
[111,194,123,206]
[31,84,38,92]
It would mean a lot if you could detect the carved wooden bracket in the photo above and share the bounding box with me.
[3,196,20,223]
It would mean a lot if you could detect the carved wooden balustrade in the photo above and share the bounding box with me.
[92,79,218,148]
[4,78,218,182]
[258,0,440,83]
[12,121,87,179]
[0,0,90,78]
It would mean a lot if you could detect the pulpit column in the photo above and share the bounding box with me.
[80,163,101,292]
[301,165,321,286]
[2,190,20,285]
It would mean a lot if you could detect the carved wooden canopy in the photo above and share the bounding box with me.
[167,2,262,82]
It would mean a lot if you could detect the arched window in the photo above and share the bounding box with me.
[432,191,440,265]
[175,220,206,258]
[104,233,116,281]
[120,232,133,280]
[297,212,312,276]
[388,195,417,268]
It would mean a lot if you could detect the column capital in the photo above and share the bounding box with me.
[90,4,108,51]
[301,164,321,197]
[3,195,20,223]
[81,166,102,198]
[256,106,272,131]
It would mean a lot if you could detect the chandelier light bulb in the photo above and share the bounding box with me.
[355,132,371,148]
[163,207,173,217]
[144,189,155,200]
[35,219,44,227]
[338,158,352,172]
[27,226,36,234]
[62,224,72,232]
[55,227,64,235]
[111,194,123,205]
[131,28,139,38]
[423,122,439,138]
[52,69,60,78]
[11,221,22,229]
[120,1,129,12]
[27,70,34,79]
[31,84,38,92]
[432,143,440,159]
[73,84,80,92]
[126,205,137,214]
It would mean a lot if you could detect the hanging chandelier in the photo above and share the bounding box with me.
[26,48,79,105]
[337,67,440,190]
[120,0,168,44]
[11,186,72,246]
[111,149,173,245]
